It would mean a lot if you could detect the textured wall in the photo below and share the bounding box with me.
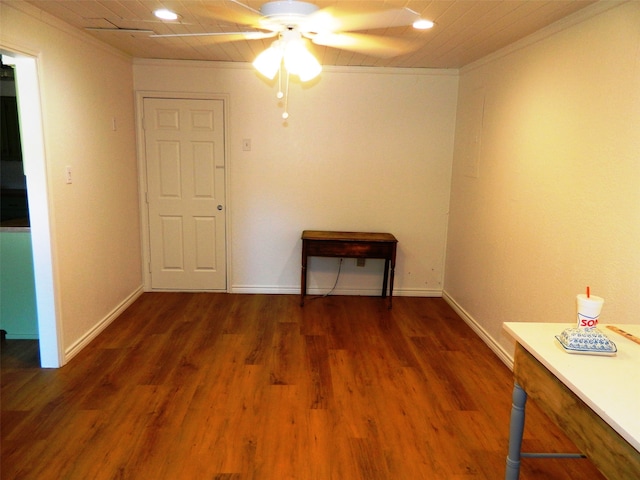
[1,2,143,363]
[445,2,640,356]
[134,61,459,296]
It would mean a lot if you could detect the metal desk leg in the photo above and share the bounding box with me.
[505,382,527,480]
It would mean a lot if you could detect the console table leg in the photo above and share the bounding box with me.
[388,263,395,309]
[382,259,390,298]
[300,248,307,307]
[300,265,306,307]
[505,382,527,480]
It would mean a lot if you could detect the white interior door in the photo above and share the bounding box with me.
[143,98,226,290]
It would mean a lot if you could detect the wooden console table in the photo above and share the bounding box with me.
[503,322,640,480]
[300,230,398,308]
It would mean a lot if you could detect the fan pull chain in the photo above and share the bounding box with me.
[276,63,284,100]
[282,71,290,120]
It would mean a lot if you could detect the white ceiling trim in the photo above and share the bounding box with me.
[2,0,131,61]
[132,57,458,76]
[461,0,628,74]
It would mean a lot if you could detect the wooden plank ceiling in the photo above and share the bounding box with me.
[21,0,597,68]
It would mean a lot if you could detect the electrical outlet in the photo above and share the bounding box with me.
[242,138,251,151]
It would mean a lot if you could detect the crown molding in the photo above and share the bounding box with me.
[2,0,131,62]
[461,0,629,74]
[132,57,458,77]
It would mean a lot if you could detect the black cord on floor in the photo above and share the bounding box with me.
[322,258,343,297]
[307,258,343,303]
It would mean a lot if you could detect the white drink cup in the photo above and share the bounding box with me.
[576,294,603,328]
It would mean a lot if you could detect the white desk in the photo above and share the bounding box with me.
[503,322,640,480]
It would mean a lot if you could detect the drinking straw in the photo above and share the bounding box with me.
[587,286,590,298]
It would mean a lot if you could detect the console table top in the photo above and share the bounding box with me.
[302,230,397,243]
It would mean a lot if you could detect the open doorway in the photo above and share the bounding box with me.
[0,51,60,367]
[1,56,37,346]
[0,60,28,227]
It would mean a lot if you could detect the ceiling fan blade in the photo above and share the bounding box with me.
[310,32,417,58]
[85,27,154,34]
[305,6,420,33]
[199,0,264,27]
[150,31,277,43]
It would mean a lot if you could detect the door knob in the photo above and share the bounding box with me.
[217,205,223,211]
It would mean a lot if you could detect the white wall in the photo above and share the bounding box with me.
[1,2,143,364]
[445,2,640,358]
[134,61,459,296]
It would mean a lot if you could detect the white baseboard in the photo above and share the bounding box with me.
[442,290,514,370]
[230,285,442,297]
[64,286,144,363]
[230,285,299,294]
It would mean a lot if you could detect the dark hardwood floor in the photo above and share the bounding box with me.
[1,294,604,479]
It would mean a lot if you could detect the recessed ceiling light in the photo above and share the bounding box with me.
[154,9,179,21]
[413,19,435,30]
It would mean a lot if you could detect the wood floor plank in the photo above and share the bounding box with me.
[304,334,333,410]
[1,294,607,479]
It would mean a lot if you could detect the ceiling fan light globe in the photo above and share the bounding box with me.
[253,45,283,79]
[296,57,321,82]
[283,41,321,81]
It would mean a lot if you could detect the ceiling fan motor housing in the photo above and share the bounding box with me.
[260,1,319,24]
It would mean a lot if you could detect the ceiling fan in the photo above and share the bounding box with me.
[145,0,432,59]
[87,1,432,119]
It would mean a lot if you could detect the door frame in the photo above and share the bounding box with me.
[135,91,231,292]
[1,47,62,367]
